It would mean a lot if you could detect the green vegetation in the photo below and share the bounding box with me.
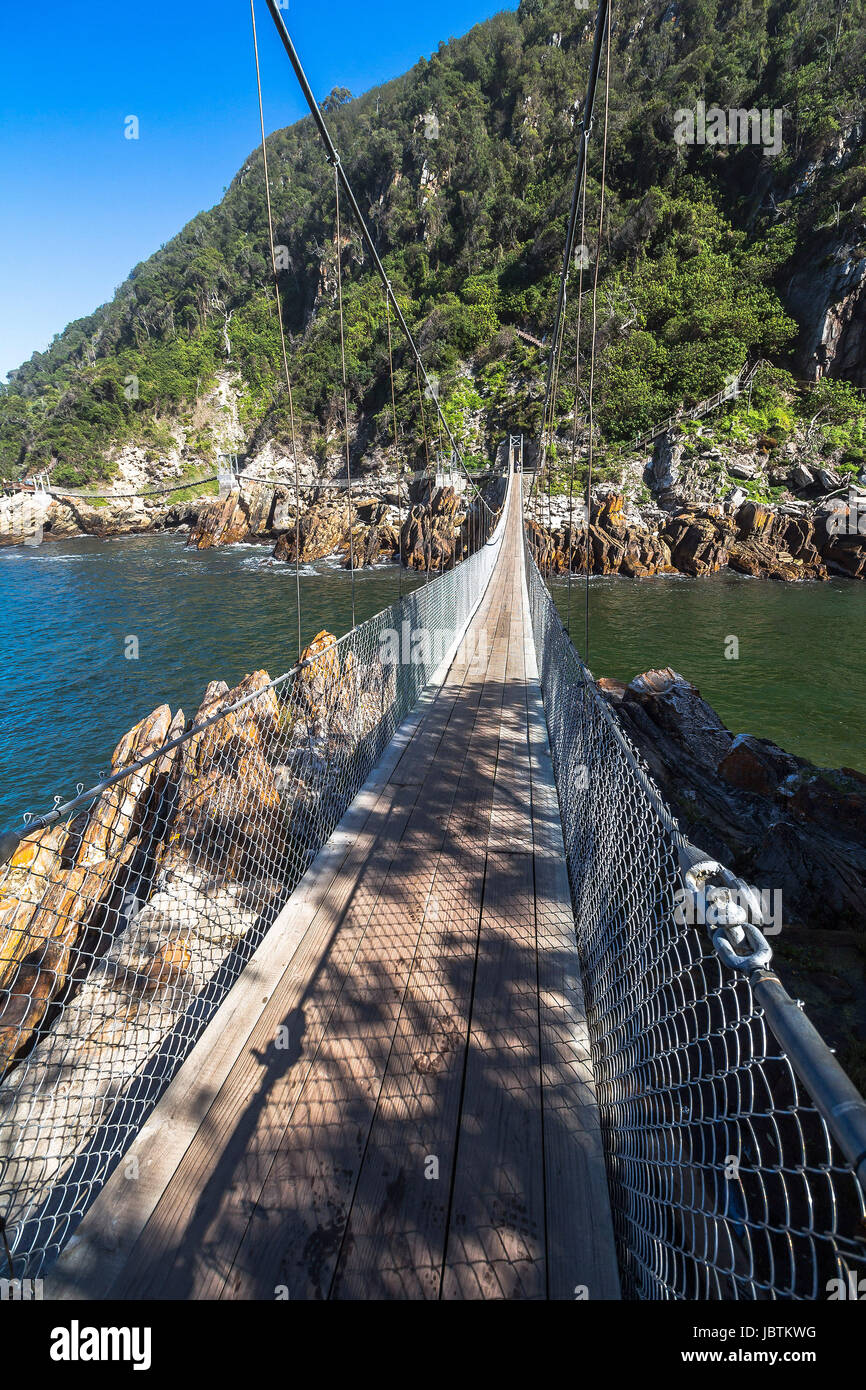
[2,0,865,483]
[674,371,866,475]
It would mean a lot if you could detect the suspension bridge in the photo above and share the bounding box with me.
[1,0,865,1302]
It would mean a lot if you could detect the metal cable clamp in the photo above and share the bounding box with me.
[678,842,773,973]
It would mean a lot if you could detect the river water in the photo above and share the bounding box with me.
[0,531,863,828]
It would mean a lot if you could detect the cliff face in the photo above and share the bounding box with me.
[788,242,866,385]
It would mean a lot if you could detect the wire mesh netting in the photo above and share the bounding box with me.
[523,535,866,1301]
[0,477,509,1282]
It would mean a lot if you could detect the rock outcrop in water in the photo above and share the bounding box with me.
[526,494,677,578]
[400,484,468,572]
[0,490,53,547]
[0,704,177,1072]
[526,490,864,581]
[271,498,349,564]
[185,482,407,569]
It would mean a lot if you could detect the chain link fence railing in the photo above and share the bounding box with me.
[523,514,866,1299]
[0,471,509,1282]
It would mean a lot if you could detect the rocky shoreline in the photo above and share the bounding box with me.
[4,417,864,580]
[0,471,509,574]
[185,473,505,572]
[526,487,866,581]
[4,474,865,583]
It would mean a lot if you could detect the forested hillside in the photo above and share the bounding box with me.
[2,0,864,486]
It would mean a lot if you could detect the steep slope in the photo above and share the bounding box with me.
[2,0,864,488]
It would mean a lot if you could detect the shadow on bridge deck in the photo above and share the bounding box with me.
[48,486,620,1301]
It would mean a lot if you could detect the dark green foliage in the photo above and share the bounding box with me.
[1,0,864,480]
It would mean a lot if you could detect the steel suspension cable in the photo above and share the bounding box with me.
[415,361,434,587]
[262,0,495,523]
[250,0,303,661]
[545,309,557,559]
[568,136,590,642]
[545,274,571,545]
[584,0,613,665]
[334,168,357,625]
[430,379,449,570]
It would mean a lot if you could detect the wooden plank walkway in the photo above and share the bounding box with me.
[48,474,620,1301]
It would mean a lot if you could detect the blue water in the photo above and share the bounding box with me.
[1,532,864,829]
[0,532,422,828]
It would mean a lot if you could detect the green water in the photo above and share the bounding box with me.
[550,570,866,775]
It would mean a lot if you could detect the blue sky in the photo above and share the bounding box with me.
[0,0,508,381]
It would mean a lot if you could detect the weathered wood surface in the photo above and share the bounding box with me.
[48,474,620,1301]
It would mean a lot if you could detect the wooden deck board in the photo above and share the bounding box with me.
[48,468,620,1302]
[328,588,513,1299]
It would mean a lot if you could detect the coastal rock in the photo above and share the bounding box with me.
[185,480,293,550]
[661,510,731,575]
[718,734,792,797]
[618,667,732,772]
[296,631,341,720]
[0,490,53,546]
[0,704,177,1075]
[400,486,467,572]
[730,501,828,580]
[272,500,350,563]
[270,487,299,535]
[187,490,251,549]
[526,491,853,584]
[821,532,866,578]
[154,670,286,887]
[600,669,866,938]
[44,495,166,541]
[0,673,291,1211]
[526,494,675,578]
